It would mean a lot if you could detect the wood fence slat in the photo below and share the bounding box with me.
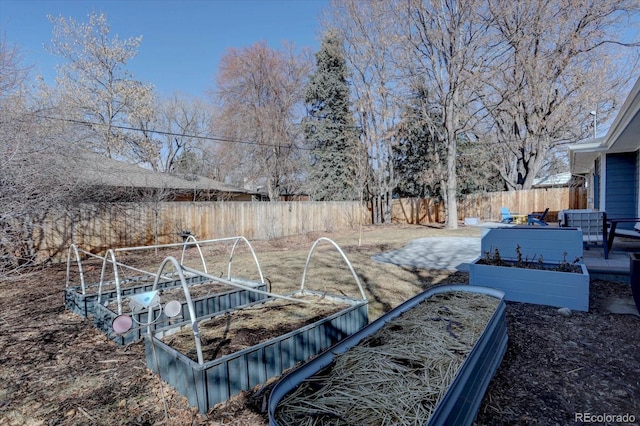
[36,201,370,261]
[31,187,586,262]
[393,187,586,225]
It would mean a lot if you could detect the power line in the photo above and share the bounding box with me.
[35,113,583,154]
[35,114,316,151]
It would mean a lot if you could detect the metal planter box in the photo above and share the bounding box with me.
[64,274,210,318]
[630,253,640,313]
[93,279,269,345]
[144,291,369,413]
[478,226,584,262]
[470,227,589,311]
[268,285,507,426]
[469,261,589,311]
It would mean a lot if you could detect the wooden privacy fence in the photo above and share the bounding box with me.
[391,198,443,225]
[31,187,587,262]
[36,201,370,261]
[392,187,587,225]
[458,187,587,222]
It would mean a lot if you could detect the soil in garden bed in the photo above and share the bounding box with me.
[69,275,156,296]
[160,294,349,362]
[102,280,236,311]
[478,247,582,273]
[475,258,583,273]
[67,271,194,299]
[274,291,500,425]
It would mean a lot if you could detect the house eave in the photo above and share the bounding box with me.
[569,77,640,175]
[568,138,607,174]
[603,77,640,153]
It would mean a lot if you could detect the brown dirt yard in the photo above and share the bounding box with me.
[1,224,638,425]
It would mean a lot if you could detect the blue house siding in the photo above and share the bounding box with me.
[605,151,638,227]
[594,157,601,210]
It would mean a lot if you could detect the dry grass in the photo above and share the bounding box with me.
[246,224,481,320]
[67,224,479,320]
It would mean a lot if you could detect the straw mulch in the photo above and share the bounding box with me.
[274,291,499,425]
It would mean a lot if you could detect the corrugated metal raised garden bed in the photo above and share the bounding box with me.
[64,236,265,318]
[94,277,269,345]
[269,285,507,426]
[143,238,369,414]
[64,270,208,318]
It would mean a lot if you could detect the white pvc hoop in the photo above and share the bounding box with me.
[300,237,367,301]
[227,236,265,283]
[97,249,123,314]
[179,234,207,273]
[66,244,86,293]
[151,256,205,365]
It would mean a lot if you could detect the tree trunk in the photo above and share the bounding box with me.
[384,188,393,223]
[375,194,383,224]
[445,101,459,229]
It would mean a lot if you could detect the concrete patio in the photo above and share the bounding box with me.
[582,239,640,283]
[371,225,640,284]
[371,230,639,316]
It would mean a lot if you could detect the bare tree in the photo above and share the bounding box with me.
[0,40,45,270]
[398,0,490,229]
[327,0,637,225]
[326,0,403,224]
[46,12,157,165]
[328,0,489,228]
[0,36,30,98]
[0,70,87,271]
[155,93,212,174]
[200,132,248,185]
[211,42,310,200]
[481,0,640,190]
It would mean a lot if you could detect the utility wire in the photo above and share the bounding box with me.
[35,113,584,152]
[36,114,318,151]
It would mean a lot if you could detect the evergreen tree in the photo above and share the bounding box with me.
[457,136,504,194]
[171,149,203,181]
[393,85,501,200]
[304,31,360,201]
[393,86,445,199]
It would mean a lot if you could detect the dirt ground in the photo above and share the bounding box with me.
[1,224,639,425]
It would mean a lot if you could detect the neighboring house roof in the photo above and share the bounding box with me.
[532,172,573,188]
[74,151,250,195]
[569,77,640,174]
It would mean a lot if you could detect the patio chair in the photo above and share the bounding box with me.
[560,209,608,258]
[613,222,640,239]
[500,207,515,223]
[528,208,550,226]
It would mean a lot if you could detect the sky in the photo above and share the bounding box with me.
[0,0,329,97]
